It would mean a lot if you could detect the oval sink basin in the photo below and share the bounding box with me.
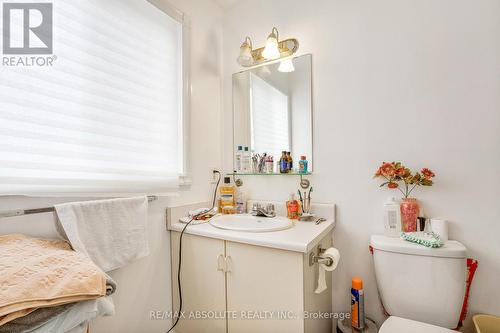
[210,214,293,232]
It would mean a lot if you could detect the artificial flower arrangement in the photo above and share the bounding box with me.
[374,162,435,197]
[374,162,436,232]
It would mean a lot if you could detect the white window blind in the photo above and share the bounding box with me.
[250,73,290,160]
[0,0,183,195]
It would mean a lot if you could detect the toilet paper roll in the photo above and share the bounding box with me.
[430,219,449,241]
[315,247,340,294]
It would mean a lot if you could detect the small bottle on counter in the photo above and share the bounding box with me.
[265,156,274,174]
[417,207,426,232]
[298,156,308,174]
[279,151,288,173]
[286,152,293,173]
[286,193,301,219]
[220,177,236,214]
[235,188,246,214]
[242,147,251,172]
[235,145,243,172]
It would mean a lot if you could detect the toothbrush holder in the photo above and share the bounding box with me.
[302,195,313,214]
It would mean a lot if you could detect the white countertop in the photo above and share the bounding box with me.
[170,217,335,253]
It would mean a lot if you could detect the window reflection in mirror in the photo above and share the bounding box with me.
[232,54,313,173]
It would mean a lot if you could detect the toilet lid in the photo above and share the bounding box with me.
[380,316,455,333]
[371,235,467,258]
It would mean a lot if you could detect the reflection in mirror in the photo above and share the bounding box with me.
[232,54,313,174]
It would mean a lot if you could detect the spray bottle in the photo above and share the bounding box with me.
[351,277,365,330]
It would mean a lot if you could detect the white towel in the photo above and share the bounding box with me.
[55,196,149,272]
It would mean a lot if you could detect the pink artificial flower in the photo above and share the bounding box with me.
[421,168,435,179]
[388,182,399,189]
[380,162,396,177]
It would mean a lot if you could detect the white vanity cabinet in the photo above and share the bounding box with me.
[170,233,227,333]
[170,231,333,333]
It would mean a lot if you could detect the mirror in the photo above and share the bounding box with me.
[232,54,313,173]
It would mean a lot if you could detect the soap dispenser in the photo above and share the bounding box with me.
[286,193,301,219]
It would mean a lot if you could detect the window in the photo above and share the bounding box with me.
[250,73,290,160]
[0,0,186,195]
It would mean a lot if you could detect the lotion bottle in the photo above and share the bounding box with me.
[235,145,243,172]
[242,147,251,172]
[384,197,401,237]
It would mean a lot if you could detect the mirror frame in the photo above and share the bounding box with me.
[231,53,314,174]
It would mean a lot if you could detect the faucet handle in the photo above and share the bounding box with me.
[266,203,275,213]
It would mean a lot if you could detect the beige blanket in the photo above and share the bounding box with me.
[0,234,107,326]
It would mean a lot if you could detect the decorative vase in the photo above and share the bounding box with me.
[400,198,419,232]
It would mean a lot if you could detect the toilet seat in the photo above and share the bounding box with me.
[380,316,455,333]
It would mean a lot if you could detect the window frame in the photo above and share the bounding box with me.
[147,0,193,187]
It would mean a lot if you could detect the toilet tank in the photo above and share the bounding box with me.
[370,235,467,329]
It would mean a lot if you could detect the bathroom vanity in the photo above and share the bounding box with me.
[167,202,335,333]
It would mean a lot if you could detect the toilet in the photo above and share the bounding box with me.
[370,235,467,333]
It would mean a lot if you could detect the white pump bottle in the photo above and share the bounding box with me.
[384,197,402,237]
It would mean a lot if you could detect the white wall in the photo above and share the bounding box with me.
[289,56,313,168]
[0,0,223,332]
[222,1,500,332]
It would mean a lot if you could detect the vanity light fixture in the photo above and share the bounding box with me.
[236,27,299,67]
[237,37,254,66]
[278,58,295,73]
[262,27,281,60]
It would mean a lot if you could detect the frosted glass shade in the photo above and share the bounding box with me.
[262,36,280,60]
[278,59,295,72]
[237,43,254,66]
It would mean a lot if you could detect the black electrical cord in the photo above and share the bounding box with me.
[167,170,221,333]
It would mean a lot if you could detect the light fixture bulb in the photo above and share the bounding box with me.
[278,58,295,72]
[237,37,254,66]
[261,28,281,60]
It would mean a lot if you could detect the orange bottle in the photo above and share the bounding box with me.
[219,177,236,214]
[286,193,301,219]
[351,277,365,329]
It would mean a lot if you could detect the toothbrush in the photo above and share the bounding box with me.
[307,187,313,213]
[298,190,304,213]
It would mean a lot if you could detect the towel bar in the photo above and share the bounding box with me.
[0,195,158,219]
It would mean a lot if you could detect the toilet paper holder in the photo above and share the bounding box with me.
[309,246,333,267]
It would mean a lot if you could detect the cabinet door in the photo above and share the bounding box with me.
[170,232,227,333]
[226,241,304,333]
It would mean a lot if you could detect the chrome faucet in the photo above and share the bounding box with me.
[250,203,276,218]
